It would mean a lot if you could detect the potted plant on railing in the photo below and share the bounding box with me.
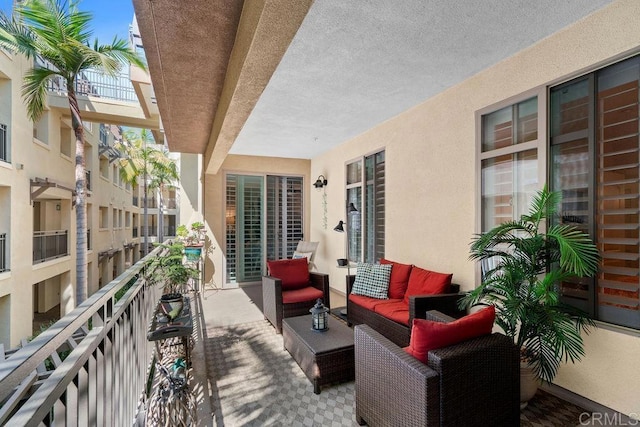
[144,241,200,300]
[182,222,205,261]
[460,186,600,408]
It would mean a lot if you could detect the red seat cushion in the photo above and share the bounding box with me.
[380,258,413,299]
[403,266,453,304]
[349,294,402,311]
[267,258,310,290]
[404,306,496,364]
[282,286,324,304]
[373,300,410,325]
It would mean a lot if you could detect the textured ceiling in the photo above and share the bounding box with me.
[135,0,615,169]
[229,0,614,159]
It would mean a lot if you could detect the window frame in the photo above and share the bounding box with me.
[475,86,547,282]
[345,148,385,264]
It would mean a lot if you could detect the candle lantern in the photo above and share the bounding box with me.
[310,298,329,332]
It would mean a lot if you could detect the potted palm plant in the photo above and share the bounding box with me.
[460,186,600,408]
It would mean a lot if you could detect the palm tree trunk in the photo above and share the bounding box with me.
[68,84,88,304]
[143,157,148,256]
[158,185,164,243]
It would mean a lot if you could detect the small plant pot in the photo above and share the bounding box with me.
[160,293,184,320]
[184,246,202,261]
[337,258,348,267]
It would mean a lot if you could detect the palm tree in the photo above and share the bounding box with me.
[147,157,178,244]
[115,129,177,255]
[0,0,146,304]
[460,185,600,383]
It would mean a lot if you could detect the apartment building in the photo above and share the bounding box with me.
[0,41,167,347]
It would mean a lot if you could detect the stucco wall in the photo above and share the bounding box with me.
[310,0,640,416]
[203,154,311,289]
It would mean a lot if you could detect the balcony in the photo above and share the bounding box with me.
[33,230,69,264]
[132,226,138,238]
[0,243,622,425]
[0,233,7,272]
[0,248,164,425]
[85,170,91,191]
[0,123,7,163]
[132,195,139,207]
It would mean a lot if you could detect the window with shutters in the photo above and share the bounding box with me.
[225,174,303,285]
[550,55,640,330]
[266,176,304,261]
[346,150,385,263]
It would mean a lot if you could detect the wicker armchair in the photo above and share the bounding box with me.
[262,272,330,334]
[354,311,519,427]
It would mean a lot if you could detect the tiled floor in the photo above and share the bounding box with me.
[199,285,592,426]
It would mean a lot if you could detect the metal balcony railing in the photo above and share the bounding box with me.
[132,226,138,238]
[33,230,69,264]
[132,196,139,207]
[166,198,177,209]
[0,247,163,425]
[0,123,8,163]
[85,170,91,191]
[87,228,91,251]
[37,56,138,104]
[144,197,158,209]
[0,233,7,272]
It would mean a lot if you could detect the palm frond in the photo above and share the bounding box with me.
[22,67,60,121]
[547,224,600,277]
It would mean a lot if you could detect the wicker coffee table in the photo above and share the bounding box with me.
[282,314,355,394]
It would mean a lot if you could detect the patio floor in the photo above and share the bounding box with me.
[192,284,595,426]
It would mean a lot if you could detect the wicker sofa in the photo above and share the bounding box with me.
[346,273,464,348]
[354,311,520,427]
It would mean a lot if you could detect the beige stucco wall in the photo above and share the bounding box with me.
[310,0,640,416]
[203,154,311,289]
[0,48,147,346]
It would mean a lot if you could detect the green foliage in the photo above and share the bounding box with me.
[0,0,147,122]
[176,224,189,239]
[460,185,599,383]
[144,242,199,294]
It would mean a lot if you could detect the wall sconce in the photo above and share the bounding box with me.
[56,204,61,211]
[313,175,327,189]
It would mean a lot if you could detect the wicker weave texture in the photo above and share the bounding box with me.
[283,315,355,394]
[263,272,330,333]
[355,322,519,427]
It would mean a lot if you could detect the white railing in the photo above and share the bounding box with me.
[0,246,163,426]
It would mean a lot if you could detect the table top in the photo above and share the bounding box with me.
[283,314,354,354]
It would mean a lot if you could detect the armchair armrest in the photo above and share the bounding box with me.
[408,292,465,325]
[309,272,331,308]
[354,325,440,427]
[427,333,520,426]
[262,275,283,332]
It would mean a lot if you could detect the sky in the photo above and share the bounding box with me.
[0,0,134,43]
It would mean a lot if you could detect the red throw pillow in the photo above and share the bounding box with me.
[404,306,496,364]
[267,258,310,290]
[403,266,453,304]
[380,258,413,299]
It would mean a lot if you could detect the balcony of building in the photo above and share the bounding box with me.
[0,232,7,273]
[36,56,160,133]
[31,193,72,265]
[1,242,630,426]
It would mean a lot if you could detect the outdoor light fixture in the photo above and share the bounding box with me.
[313,175,328,189]
[334,202,359,316]
[310,298,329,331]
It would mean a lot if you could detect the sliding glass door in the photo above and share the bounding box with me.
[226,174,303,286]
